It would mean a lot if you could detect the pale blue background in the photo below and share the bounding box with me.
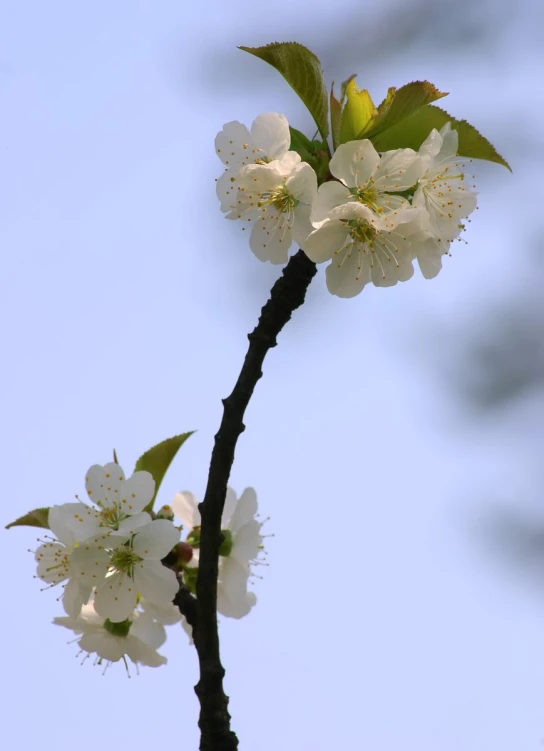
[1,1,543,749]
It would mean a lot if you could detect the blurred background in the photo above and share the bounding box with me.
[1,1,543,749]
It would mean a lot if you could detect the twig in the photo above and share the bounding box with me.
[193,249,317,750]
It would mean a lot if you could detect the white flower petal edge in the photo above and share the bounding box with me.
[54,599,168,671]
[413,122,477,241]
[172,486,266,619]
[55,463,154,544]
[326,139,424,219]
[171,491,201,529]
[93,520,181,623]
[215,113,290,212]
[305,202,419,298]
[232,156,318,265]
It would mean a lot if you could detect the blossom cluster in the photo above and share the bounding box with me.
[34,462,265,672]
[171,486,266,620]
[216,113,477,298]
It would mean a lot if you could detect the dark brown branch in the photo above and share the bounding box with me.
[193,249,317,751]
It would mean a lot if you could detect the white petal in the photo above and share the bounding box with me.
[249,212,292,265]
[221,487,238,528]
[85,463,125,508]
[232,520,263,565]
[418,128,443,160]
[218,583,256,619]
[215,121,253,169]
[119,471,155,514]
[329,139,380,188]
[35,542,69,584]
[285,162,317,204]
[79,631,126,662]
[413,233,446,279]
[113,512,152,539]
[292,204,313,248]
[125,636,167,667]
[134,561,179,608]
[218,557,250,600]
[94,571,138,622]
[438,124,458,161]
[373,149,423,192]
[171,491,201,529]
[325,247,372,298]
[216,169,239,213]
[250,113,290,161]
[53,502,102,543]
[53,615,86,633]
[229,488,258,535]
[48,505,77,547]
[269,151,301,175]
[131,611,167,649]
[310,181,352,226]
[370,234,414,287]
[304,221,351,264]
[132,520,180,559]
[327,201,376,224]
[69,544,111,588]
[62,577,90,618]
[141,599,182,625]
[78,600,104,625]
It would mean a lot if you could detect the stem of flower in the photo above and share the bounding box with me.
[192,249,317,751]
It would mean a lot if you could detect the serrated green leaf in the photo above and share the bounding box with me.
[339,74,357,104]
[370,104,511,170]
[358,81,448,140]
[330,85,342,151]
[6,507,50,530]
[240,42,329,142]
[134,432,194,512]
[339,79,377,145]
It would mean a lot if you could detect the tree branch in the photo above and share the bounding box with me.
[192,249,317,751]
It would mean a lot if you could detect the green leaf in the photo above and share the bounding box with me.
[358,81,448,140]
[370,104,511,170]
[330,84,342,151]
[289,125,314,157]
[240,42,329,142]
[134,432,195,512]
[288,127,330,182]
[339,79,377,145]
[6,507,50,530]
[339,74,357,103]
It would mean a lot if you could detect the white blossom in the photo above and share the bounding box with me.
[227,152,317,264]
[304,201,420,298]
[172,487,265,619]
[54,598,167,671]
[413,122,477,242]
[71,519,181,622]
[55,462,154,544]
[215,112,290,212]
[310,139,423,227]
[34,505,104,617]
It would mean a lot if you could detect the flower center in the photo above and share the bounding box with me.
[351,181,384,214]
[258,185,298,215]
[110,544,142,577]
[99,505,126,530]
[346,218,377,247]
[104,618,132,638]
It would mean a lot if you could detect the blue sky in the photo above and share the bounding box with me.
[1,1,543,749]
